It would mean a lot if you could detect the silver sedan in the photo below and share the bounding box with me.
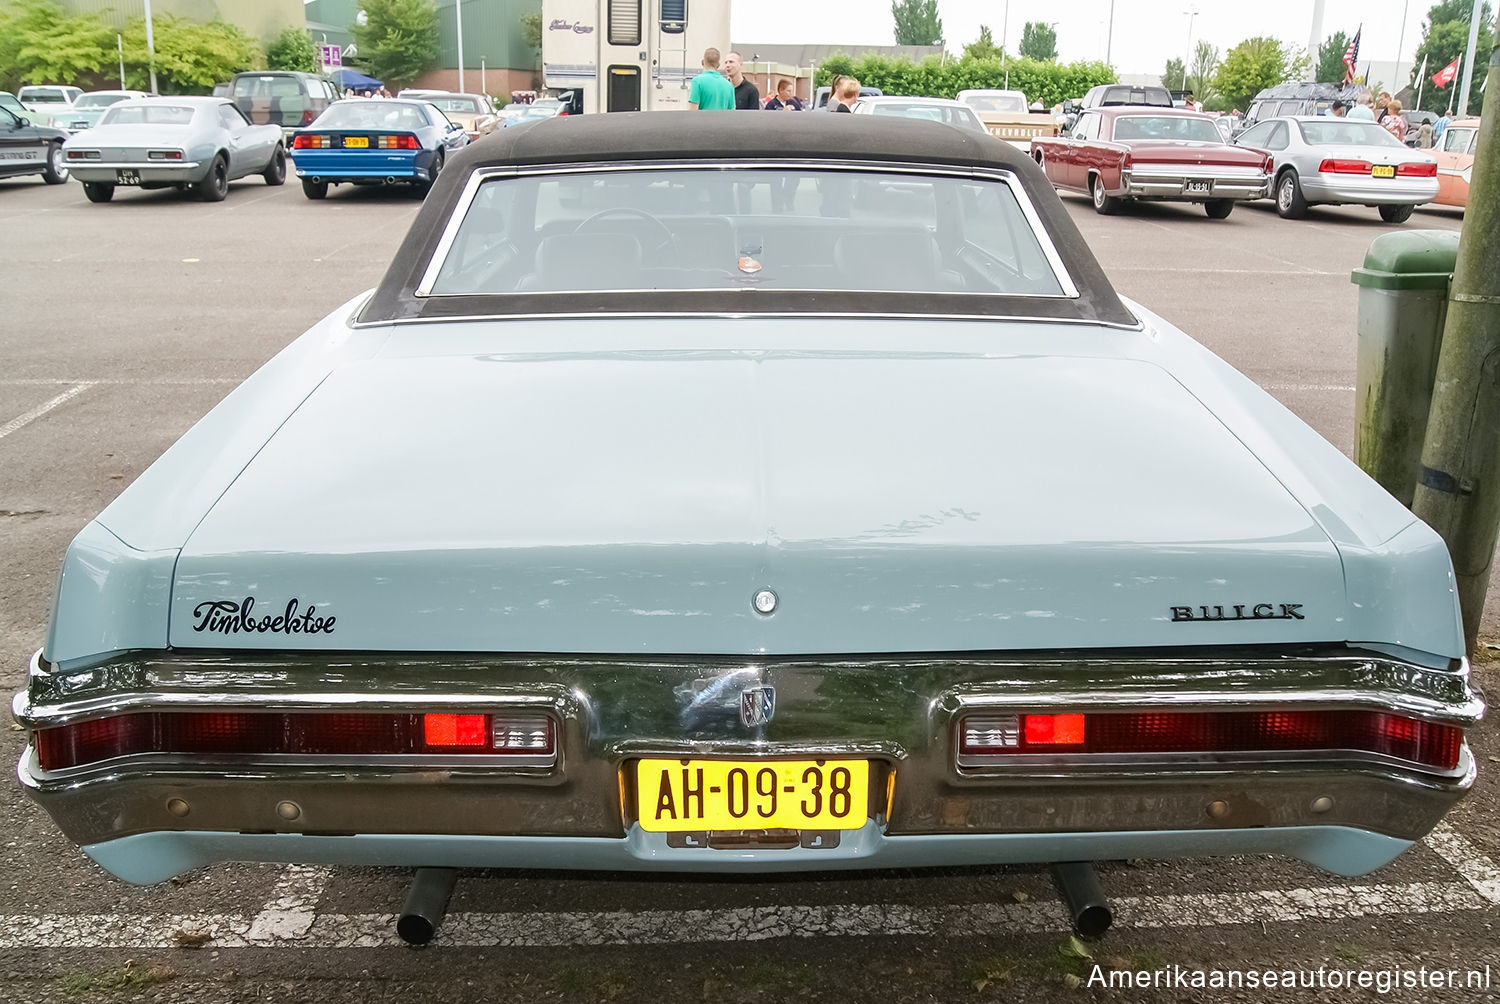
[1234,116,1438,223]
[62,96,285,204]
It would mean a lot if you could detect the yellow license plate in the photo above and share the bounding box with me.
[344,136,369,148]
[636,758,869,832]
[1371,165,1396,178]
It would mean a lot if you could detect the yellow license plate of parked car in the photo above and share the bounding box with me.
[1371,165,1396,178]
[636,759,869,832]
[344,136,369,148]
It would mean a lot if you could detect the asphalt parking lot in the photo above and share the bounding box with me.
[1,171,1497,1003]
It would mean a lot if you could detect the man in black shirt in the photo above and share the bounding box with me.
[723,51,761,110]
[764,78,805,111]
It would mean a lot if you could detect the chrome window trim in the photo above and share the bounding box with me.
[351,310,1145,332]
[412,159,1081,301]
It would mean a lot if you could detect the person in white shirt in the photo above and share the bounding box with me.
[1348,94,1376,120]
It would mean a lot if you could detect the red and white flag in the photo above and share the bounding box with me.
[1432,56,1461,88]
[1342,27,1361,83]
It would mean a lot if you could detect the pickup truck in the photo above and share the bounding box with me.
[955,89,1058,150]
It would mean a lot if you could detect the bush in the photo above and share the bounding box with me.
[267,26,318,73]
[815,52,1115,109]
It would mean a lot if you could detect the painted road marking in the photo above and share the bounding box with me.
[1424,822,1500,905]
[0,382,95,442]
[0,378,239,386]
[0,879,1490,950]
[244,864,331,943]
[1111,267,1348,277]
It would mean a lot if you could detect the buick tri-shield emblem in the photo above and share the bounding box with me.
[740,686,776,727]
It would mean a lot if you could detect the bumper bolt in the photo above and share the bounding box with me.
[1310,796,1334,814]
[1206,799,1230,819]
[166,798,190,817]
[276,800,302,821]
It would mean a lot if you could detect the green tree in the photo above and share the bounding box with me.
[891,0,944,47]
[1212,36,1304,111]
[1316,30,1350,82]
[1163,56,1186,91]
[267,26,318,73]
[121,15,260,92]
[519,11,543,52]
[1187,40,1219,97]
[962,24,1002,61]
[1411,1,1492,114]
[352,0,441,91]
[0,0,111,89]
[1019,22,1058,61]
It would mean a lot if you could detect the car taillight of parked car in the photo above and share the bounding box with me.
[1318,158,1373,174]
[292,134,330,149]
[302,109,317,125]
[957,709,1462,771]
[65,150,101,160]
[35,710,556,770]
[376,134,420,150]
[1397,162,1438,177]
[146,150,183,160]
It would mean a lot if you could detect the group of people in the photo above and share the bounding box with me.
[346,87,394,100]
[1324,90,1451,147]
[689,48,855,112]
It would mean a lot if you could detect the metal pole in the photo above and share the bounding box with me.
[117,33,125,89]
[143,0,157,93]
[1411,39,1500,653]
[1393,0,1410,94]
[1457,0,1483,115]
[1106,0,1115,65]
[1449,52,1462,114]
[455,0,465,95]
[1001,0,1009,67]
[481,56,486,96]
[1183,8,1198,91]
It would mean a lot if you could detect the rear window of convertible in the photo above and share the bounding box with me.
[425,168,1070,298]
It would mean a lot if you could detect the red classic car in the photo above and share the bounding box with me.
[1031,107,1273,218]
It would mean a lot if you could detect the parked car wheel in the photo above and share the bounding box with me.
[1204,199,1235,219]
[301,179,329,200]
[81,181,114,203]
[416,149,445,197]
[42,142,69,185]
[262,146,286,186]
[196,154,229,202]
[1090,176,1121,215]
[1379,204,1416,224]
[1275,170,1308,219]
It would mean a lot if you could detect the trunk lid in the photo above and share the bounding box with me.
[170,345,1347,655]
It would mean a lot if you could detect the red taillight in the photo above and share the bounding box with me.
[292,134,330,149]
[301,109,317,125]
[35,710,556,770]
[1023,713,1085,745]
[959,709,1463,771]
[1397,161,1438,177]
[146,150,183,160]
[424,713,487,747]
[1263,153,1274,173]
[1319,158,1373,174]
[376,133,420,150]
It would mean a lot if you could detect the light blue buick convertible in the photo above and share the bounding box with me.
[14,113,1482,940]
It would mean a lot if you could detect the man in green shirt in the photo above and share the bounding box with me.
[688,48,736,110]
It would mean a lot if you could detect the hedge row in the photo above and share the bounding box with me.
[813,54,1118,109]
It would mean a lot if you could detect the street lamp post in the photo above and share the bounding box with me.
[1182,7,1199,91]
[455,0,466,94]
[1106,0,1116,66]
[481,56,486,97]
[143,0,158,93]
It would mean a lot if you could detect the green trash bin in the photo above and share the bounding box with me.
[1350,230,1461,508]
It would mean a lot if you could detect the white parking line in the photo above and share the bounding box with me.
[0,878,1489,949]
[1110,267,1347,277]
[0,378,238,386]
[245,865,332,943]
[0,382,95,442]
[1423,822,1500,905]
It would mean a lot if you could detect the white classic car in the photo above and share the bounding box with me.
[14,113,1482,943]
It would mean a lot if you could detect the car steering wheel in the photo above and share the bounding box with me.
[573,207,677,256]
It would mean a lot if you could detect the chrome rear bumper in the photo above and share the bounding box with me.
[1122,169,1270,201]
[14,646,1482,876]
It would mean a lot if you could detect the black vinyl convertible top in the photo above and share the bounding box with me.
[360,112,1136,327]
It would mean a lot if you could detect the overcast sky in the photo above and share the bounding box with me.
[732,1,1450,76]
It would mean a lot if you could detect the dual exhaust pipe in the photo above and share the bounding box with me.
[392,860,1113,947]
[306,176,401,186]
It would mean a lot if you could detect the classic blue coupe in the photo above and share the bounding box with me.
[290,98,469,199]
[14,113,1483,943]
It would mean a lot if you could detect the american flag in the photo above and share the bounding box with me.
[1343,26,1362,83]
